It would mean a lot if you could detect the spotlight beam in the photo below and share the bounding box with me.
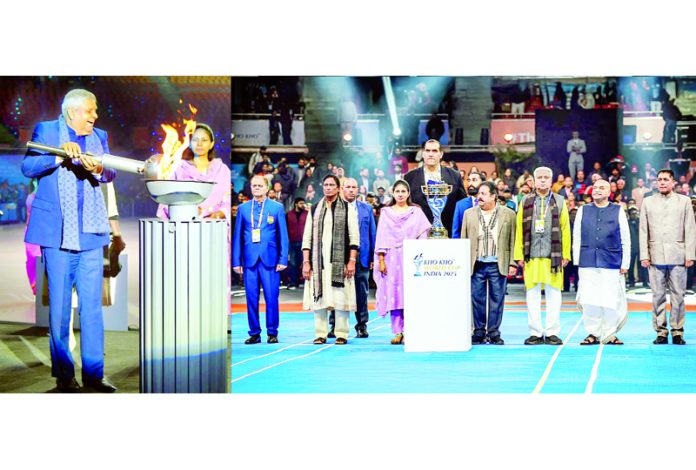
[382,77,401,137]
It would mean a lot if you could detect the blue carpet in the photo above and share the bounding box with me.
[231,309,696,393]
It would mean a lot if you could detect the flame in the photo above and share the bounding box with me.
[156,105,197,179]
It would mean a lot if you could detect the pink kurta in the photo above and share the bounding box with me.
[373,205,431,317]
[157,158,232,220]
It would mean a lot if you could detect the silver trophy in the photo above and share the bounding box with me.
[421,181,452,239]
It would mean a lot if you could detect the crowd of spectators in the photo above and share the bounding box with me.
[232,144,696,291]
[0,179,28,223]
[494,80,623,115]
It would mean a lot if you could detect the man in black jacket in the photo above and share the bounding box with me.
[403,139,466,236]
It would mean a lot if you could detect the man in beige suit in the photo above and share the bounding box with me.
[640,169,696,345]
[461,181,517,345]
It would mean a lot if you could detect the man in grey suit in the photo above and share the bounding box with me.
[640,169,696,345]
[461,181,517,345]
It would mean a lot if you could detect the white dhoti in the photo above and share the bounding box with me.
[576,267,628,343]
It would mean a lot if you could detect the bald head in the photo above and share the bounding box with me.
[342,177,358,202]
[591,178,611,205]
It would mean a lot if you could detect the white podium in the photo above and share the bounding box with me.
[403,239,471,352]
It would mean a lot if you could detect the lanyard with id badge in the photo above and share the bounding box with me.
[251,199,266,243]
[533,193,552,233]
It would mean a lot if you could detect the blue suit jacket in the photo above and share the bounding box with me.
[232,198,289,268]
[22,120,115,250]
[355,200,376,268]
[452,196,478,239]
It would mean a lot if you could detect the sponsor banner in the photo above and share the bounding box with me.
[231,120,305,146]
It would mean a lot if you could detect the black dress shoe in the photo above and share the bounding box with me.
[489,336,505,345]
[244,334,261,344]
[524,335,544,345]
[267,335,278,344]
[653,336,669,345]
[313,337,327,345]
[356,329,369,338]
[327,329,336,338]
[56,377,81,393]
[335,337,348,345]
[471,335,486,345]
[672,335,687,345]
[83,377,117,393]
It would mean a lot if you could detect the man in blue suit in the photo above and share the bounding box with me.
[233,175,289,344]
[329,178,376,338]
[23,89,117,393]
[452,171,483,239]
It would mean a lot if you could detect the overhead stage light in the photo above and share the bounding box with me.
[393,128,402,137]
[503,133,513,143]
[343,132,353,143]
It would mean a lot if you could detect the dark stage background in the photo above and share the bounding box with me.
[535,109,622,178]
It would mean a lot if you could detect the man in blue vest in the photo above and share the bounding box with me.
[328,178,376,338]
[22,89,117,393]
[233,175,289,344]
[572,179,630,345]
[452,171,483,239]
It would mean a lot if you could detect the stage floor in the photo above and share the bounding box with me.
[0,219,142,327]
[231,286,696,394]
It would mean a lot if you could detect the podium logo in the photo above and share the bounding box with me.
[413,254,461,277]
[413,253,424,276]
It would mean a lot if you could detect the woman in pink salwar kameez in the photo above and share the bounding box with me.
[373,180,431,344]
[156,123,231,220]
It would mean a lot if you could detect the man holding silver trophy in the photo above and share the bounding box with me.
[403,139,466,239]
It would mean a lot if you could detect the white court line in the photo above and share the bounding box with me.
[532,317,583,394]
[18,335,51,367]
[585,344,604,394]
[231,323,391,384]
[231,317,383,367]
[231,340,313,367]
[231,343,334,384]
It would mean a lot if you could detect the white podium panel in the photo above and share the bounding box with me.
[403,239,471,352]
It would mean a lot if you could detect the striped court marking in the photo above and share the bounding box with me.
[231,343,333,384]
[232,339,313,367]
[532,316,583,394]
[231,323,391,384]
[18,335,51,367]
[231,317,382,367]
[585,344,604,394]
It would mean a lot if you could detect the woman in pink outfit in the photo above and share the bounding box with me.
[156,123,232,297]
[157,123,231,220]
[373,180,431,344]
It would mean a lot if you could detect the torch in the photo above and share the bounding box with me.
[26,141,214,221]
[26,135,227,392]
[26,141,160,178]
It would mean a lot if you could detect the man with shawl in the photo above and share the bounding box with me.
[22,89,117,393]
[514,167,571,345]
